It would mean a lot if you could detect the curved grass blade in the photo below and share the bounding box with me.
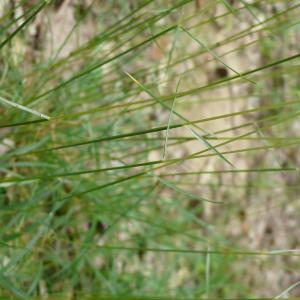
[124,71,234,166]
[163,77,181,160]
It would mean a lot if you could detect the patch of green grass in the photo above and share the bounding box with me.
[0,0,300,299]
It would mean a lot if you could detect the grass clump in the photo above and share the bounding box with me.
[0,0,300,299]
